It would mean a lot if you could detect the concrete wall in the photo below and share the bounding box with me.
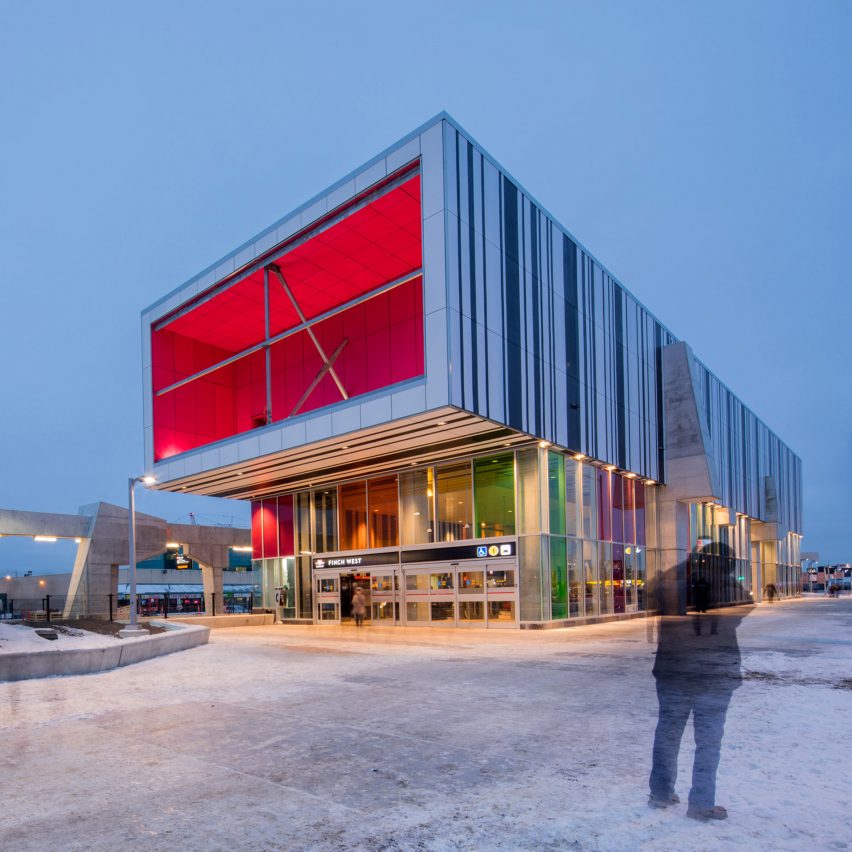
[0,623,210,683]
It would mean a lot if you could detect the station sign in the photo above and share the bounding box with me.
[312,551,399,570]
[311,540,517,571]
[401,541,515,564]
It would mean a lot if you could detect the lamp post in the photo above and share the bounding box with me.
[118,475,157,638]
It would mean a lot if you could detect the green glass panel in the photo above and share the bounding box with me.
[550,536,567,620]
[548,451,566,535]
[473,453,515,537]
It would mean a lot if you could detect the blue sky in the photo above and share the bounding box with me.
[1,0,849,573]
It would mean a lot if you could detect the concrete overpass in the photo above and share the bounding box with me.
[0,503,250,618]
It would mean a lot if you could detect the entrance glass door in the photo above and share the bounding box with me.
[314,572,341,623]
[401,560,517,627]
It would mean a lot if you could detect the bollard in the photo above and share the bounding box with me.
[45,595,51,623]
[211,592,216,617]
[108,593,114,622]
[164,593,169,619]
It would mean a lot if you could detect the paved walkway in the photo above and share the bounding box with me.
[2,596,850,850]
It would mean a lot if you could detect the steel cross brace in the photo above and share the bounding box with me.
[270,265,350,414]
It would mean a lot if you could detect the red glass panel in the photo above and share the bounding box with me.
[635,483,646,547]
[261,499,278,558]
[268,176,422,335]
[597,469,612,542]
[277,495,294,557]
[152,276,265,391]
[623,478,636,544]
[612,476,624,544]
[269,277,423,422]
[339,482,367,550]
[251,500,263,559]
[368,476,399,548]
[153,349,266,462]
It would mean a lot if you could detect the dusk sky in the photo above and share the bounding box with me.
[1,0,849,573]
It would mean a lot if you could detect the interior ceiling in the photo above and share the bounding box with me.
[155,408,537,500]
[154,174,422,356]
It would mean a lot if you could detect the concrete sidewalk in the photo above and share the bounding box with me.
[2,597,849,851]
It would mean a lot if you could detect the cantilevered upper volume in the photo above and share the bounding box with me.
[141,113,803,626]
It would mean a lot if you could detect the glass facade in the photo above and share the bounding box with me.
[250,448,671,625]
[435,462,473,542]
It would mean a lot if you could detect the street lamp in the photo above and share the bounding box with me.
[118,474,157,639]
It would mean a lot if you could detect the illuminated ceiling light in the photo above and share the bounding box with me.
[299,550,314,555]
[625,472,638,479]
[539,441,551,448]
[342,445,349,450]
[165,542,181,549]
[604,465,616,472]
[644,479,655,485]
[230,546,253,552]
[74,538,82,544]
[573,453,586,461]
[413,512,421,516]
[33,536,57,543]
[437,421,446,426]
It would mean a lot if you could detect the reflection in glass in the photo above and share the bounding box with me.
[313,489,338,553]
[436,462,472,541]
[371,575,394,592]
[430,601,455,621]
[567,539,582,617]
[488,601,515,622]
[550,537,568,619]
[473,453,515,537]
[318,577,337,593]
[584,540,598,617]
[548,452,566,536]
[340,481,367,550]
[400,467,435,544]
[566,458,580,537]
[458,571,484,592]
[406,601,429,621]
[582,464,597,539]
[516,448,541,533]
[459,600,485,621]
[318,602,338,621]
[405,573,429,592]
[368,475,399,548]
[431,572,453,590]
[486,569,516,588]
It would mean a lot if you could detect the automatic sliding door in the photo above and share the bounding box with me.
[314,573,341,623]
[457,569,485,625]
[486,562,518,627]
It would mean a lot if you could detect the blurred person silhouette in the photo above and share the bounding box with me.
[649,541,754,821]
[351,586,366,627]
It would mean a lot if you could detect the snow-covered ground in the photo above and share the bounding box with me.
[0,622,122,652]
[1,596,849,851]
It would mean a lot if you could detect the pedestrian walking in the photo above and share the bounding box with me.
[351,587,367,627]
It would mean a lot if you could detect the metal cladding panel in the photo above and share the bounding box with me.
[691,357,803,533]
[442,125,673,482]
[440,117,801,529]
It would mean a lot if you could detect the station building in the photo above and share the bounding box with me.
[142,113,803,628]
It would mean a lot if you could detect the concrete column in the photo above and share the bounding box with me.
[200,563,225,615]
[656,498,690,615]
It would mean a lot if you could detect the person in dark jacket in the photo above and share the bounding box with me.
[649,541,754,821]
